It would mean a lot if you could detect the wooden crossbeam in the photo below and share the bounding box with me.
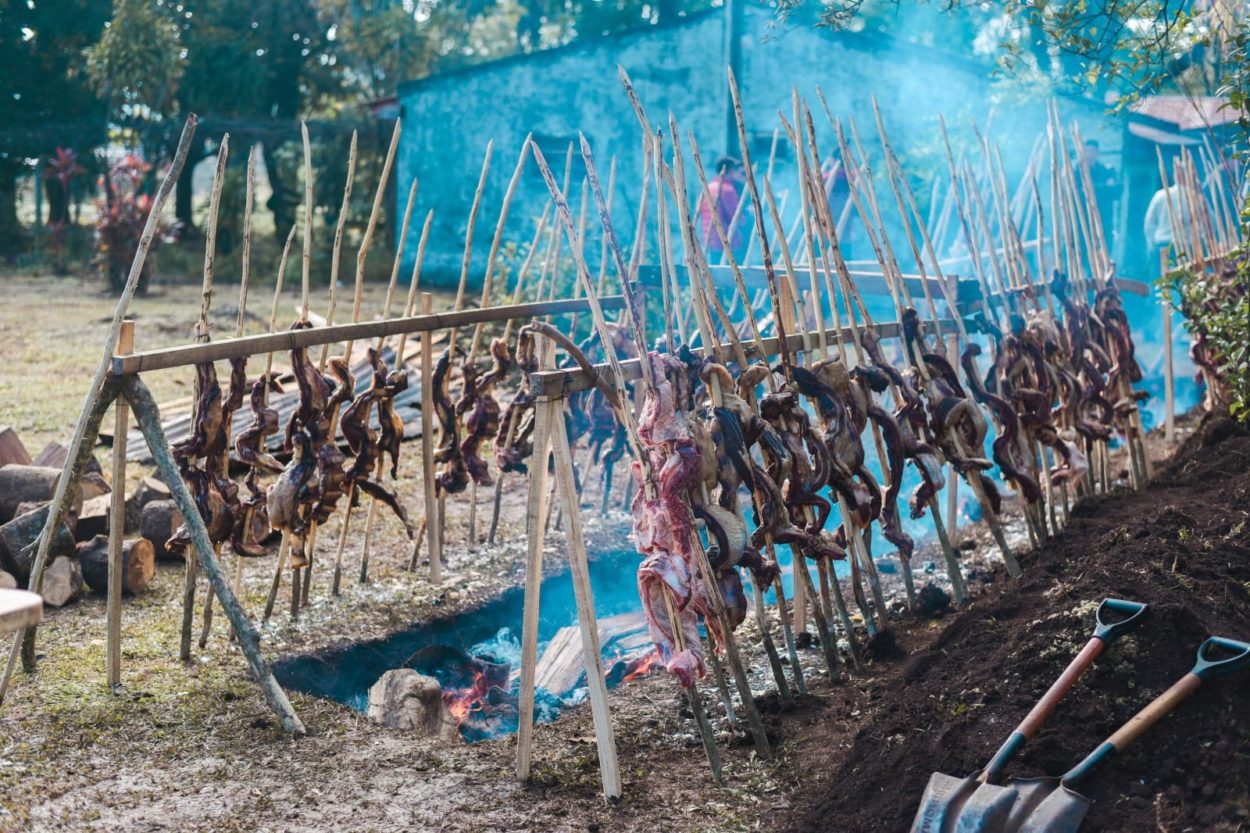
[638,263,964,305]
[111,296,626,375]
[529,316,961,398]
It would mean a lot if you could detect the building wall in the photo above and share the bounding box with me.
[396,5,1122,288]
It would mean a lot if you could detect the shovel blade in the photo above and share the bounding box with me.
[997,777,1065,833]
[950,783,1021,833]
[1011,785,1091,833]
[909,772,980,833]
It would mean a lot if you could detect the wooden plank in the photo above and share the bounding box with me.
[112,296,627,375]
[534,612,648,695]
[529,317,961,398]
[0,589,42,635]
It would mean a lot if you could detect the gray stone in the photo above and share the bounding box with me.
[366,669,460,741]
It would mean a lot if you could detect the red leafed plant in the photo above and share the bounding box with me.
[94,154,174,293]
[42,147,86,273]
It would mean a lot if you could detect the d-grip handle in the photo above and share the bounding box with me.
[1061,636,1250,789]
[981,598,1148,783]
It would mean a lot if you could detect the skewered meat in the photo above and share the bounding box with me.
[172,362,224,465]
[166,469,237,557]
[267,432,317,566]
[235,373,286,476]
[495,328,539,474]
[456,338,511,486]
[962,343,1042,504]
[284,321,333,450]
[433,345,469,495]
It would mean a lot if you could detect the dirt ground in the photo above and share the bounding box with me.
[1,273,1246,833]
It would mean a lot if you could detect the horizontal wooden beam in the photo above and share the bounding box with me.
[637,264,966,307]
[111,296,626,375]
[530,317,961,398]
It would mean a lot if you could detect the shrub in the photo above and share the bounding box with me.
[94,154,175,293]
[1163,242,1250,422]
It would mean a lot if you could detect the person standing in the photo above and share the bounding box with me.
[697,156,747,259]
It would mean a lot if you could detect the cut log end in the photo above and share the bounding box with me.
[79,534,156,594]
[42,555,83,608]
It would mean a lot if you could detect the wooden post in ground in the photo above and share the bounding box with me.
[515,394,553,783]
[123,375,305,735]
[547,399,621,798]
[1161,248,1175,443]
[106,321,135,689]
[419,293,441,584]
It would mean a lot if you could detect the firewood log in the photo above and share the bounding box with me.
[14,492,82,535]
[0,426,33,468]
[41,555,83,607]
[124,476,170,533]
[0,504,76,584]
[0,465,69,523]
[75,495,112,541]
[79,471,112,501]
[141,500,183,561]
[78,534,156,594]
[31,441,102,476]
[0,570,15,589]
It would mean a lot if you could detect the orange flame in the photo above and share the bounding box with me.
[443,669,487,725]
[620,649,663,683]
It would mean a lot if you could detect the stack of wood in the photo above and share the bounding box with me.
[0,426,159,608]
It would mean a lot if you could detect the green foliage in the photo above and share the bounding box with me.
[1162,239,1250,422]
[85,0,184,129]
[94,155,173,293]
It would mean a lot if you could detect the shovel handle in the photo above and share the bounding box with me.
[982,599,1147,783]
[1061,636,1250,789]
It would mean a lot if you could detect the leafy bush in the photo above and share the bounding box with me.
[94,154,175,293]
[1164,242,1250,422]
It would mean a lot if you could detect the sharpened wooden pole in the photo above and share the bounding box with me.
[1161,247,1176,444]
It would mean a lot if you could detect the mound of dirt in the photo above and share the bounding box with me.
[787,415,1250,833]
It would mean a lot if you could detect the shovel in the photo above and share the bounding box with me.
[909,598,1148,833]
[1001,634,1250,832]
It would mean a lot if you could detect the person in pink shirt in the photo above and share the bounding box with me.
[697,156,747,259]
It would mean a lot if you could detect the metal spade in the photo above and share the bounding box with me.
[1003,635,1250,833]
[908,598,1148,833]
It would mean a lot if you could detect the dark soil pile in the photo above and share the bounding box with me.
[787,414,1250,833]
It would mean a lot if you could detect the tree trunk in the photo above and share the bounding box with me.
[176,152,197,235]
[0,166,21,256]
[78,534,155,595]
[264,141,294,239]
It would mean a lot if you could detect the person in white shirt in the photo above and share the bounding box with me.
[1144,183,1185,253]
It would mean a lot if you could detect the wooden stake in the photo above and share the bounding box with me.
[515,394,553,783]
[1161,247,1175,443]
[343,119,401,363]
[106,321,135,688]
[318,131,358,371]
[548,401,621,798]
[300,121,312,324]
[419,293,441,583]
